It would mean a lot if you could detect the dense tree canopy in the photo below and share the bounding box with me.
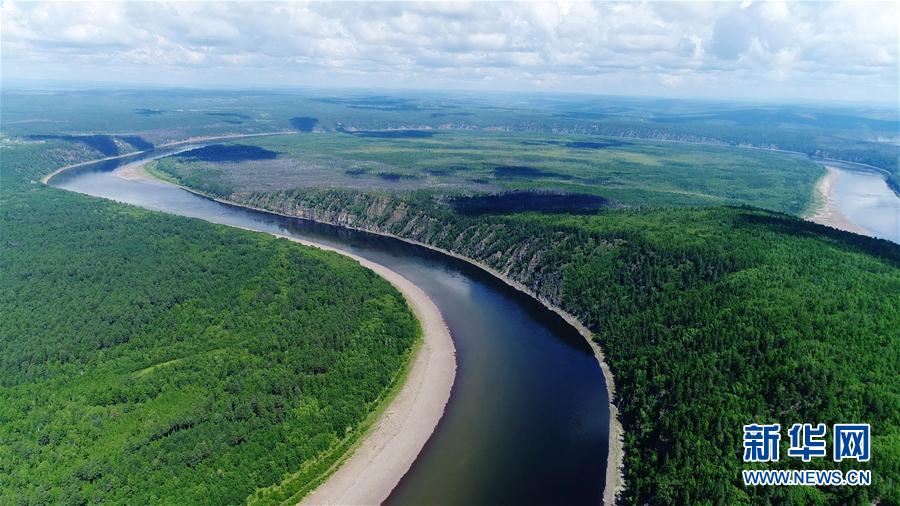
[3,85,898,504]
[0,143,419,504]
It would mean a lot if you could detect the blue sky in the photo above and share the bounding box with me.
[2,1,898,104]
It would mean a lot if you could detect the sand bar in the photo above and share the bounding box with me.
[807,166,868,235]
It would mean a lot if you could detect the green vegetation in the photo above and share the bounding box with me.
[3,88,898,505]
[4,88,895,188]
[157,134,900,504]
[545,209,899,504]
[1,139,419,503]
[152,131,825,215]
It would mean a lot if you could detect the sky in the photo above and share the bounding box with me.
[2,1,898,104]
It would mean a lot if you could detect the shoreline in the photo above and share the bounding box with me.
[285,236,455,506]
[807,166,869,236]
[131,162,626,504]
[49,157,457,506]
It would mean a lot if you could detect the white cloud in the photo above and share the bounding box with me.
[1,1,897,103]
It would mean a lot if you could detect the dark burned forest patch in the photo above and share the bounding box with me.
[175,144,278,162]
[519,139,628,150]
[519,140,565,146]
[425,165,467,176]
[349,130,435,139]
[451,190,612,215]
[290,117,319,132]
[566,140,628,149]
[376,171,417,181]
[493,165,573,180]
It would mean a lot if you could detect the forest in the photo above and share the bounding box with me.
[0,141,420,504]
[172,178,900,505]
[3,87,898,504]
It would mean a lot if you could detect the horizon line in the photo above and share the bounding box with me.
[2,76,898,111]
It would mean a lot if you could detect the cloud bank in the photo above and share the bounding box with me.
[2,1,897,103]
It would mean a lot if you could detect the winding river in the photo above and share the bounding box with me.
[49,147,610,505]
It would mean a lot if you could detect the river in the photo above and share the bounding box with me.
[49,148,610,505]
[824,162,900,244]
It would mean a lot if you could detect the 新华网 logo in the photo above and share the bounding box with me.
[741,423,871,487]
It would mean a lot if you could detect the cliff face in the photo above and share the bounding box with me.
[232,190,588,316]
[226,187,745,348]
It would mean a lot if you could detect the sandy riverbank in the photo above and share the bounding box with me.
[807,166,868,235]
[289,237,455,506]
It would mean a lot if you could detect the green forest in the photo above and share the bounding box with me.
[543,208,899,504]
[3,87,899,505]
[0,142,420,504]
[169,171,900,504]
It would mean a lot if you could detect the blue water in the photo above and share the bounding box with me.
[827,163,900,244]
